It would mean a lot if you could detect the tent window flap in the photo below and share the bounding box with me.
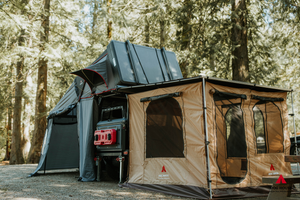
[146,97,184,158]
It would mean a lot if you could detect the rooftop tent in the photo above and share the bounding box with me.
[124,78,294,199]
[70,40,183,94]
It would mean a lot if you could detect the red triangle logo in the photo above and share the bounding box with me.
[161,166,166,172]
[270,164,275,171]
[276,175,287,184]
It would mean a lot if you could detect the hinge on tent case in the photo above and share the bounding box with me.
[289,113,295,116]
[203,107,207,109]
[206,141,210,145]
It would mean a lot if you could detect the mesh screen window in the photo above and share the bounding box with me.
[213,91,247,185]
[146,97,184,158]
[253,101,284,154]
[225,105,247,157]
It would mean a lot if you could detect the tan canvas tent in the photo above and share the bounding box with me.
[122,77,295,199]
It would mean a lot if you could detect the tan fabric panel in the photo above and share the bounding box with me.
[206,82,292,189]
[128,83,207,188]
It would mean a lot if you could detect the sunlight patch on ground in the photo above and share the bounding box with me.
[50,184,70,187]
[110,191,132,196]
[82,189,106,194]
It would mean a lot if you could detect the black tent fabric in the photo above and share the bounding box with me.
[78,97,98,181]
[71,56,108,93]
[29,107,79,176]
[70,40,183,95]
[29,119,53,176]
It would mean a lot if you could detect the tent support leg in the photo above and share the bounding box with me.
[96,156,102,182]
[291,91,300,174]
[202,77,212,199]
[118,156,124,184]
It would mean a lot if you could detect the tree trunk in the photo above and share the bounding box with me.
[160,16,165,49]
[10,50,25,164]
[92,0,98,34]
[107,0,112,41]
[4,71,13,161]
[178,0,192,78]
[21,99,31,160]
[27,0,50,163]
[231,0,249,82]
[4,107,12,161]
[144,7,150,47]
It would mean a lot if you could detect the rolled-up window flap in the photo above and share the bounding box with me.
[210,89,247,100]
[140,92,181,102]
[251,95,284,102]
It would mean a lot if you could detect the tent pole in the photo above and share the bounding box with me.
[291,91,299,174]
[202,77,212,199]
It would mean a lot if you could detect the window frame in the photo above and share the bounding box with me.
[144,97,185,159]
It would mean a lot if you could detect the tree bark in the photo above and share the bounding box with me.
[92,0,98,34]
[160,16,165,49]
[27,0,50,163]
[4,71,13,161]
[178,0,192,78]
[4,107,12,161]
[10,48,25,164]
[21,98,31,160]
[107,0,112,41]
[144,6,150,47]
[231,0,249,82]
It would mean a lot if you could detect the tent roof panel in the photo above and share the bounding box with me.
[112,76,291,95]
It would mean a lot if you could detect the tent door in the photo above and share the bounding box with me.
[212,90,248,184]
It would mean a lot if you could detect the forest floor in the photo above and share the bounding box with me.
[0,162,300,200]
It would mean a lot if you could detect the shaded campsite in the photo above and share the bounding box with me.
[3,163,300,199]
[27,40,300,199]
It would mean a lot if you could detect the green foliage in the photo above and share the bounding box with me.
[1,0,300,152]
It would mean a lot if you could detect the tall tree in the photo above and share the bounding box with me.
[10,0,29,164]
[27,0,50,163]
[107,0,112,41]
[159,10,166,49]
[4,106,12,161]
[144,5,150,46]
[3,66,13,161]
[231,0,249,82]
[10,37,25,164]
[176,0,193,78]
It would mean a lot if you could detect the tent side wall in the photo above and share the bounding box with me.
[128,82,208,188]
[30,81,81,176]
[205,82,292,189]
[30,106,79,176]
[78,97,98,181]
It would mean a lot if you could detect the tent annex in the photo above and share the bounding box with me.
[122,77,294,199]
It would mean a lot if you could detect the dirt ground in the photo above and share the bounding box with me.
[0,162,300,200]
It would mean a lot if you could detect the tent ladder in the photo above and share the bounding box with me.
[202,77,212,199]
[291,91,300,174]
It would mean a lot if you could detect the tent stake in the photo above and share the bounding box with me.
[202,77,212,199]
[291,91,300,174]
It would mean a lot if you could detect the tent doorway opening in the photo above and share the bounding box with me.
[212,90,248,184]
